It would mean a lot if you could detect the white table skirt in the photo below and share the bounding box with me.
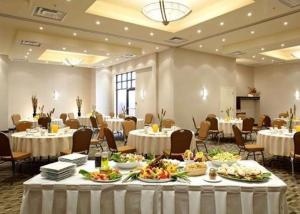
[12,131,74,157]
[78,116,92,127]
[105,118,144,132]
[127,129,196,155]
[218,119,243,136]
[20,160,288,214]
[256,130,294,156]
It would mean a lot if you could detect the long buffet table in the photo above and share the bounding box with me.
[20,160,288,214]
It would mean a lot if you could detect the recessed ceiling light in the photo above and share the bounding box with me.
[216,48,219,52]
[222,38,226,42]
[83,50,87,53]
[62,47,66,50]
[29,48,32,52]
[272,59,275,62]
[128,41,132,45]
[26,52,30,55]
[101,63,105,66]
[116,58,119,61]
[261,57,265,60]
[105,38,108,41]
[247,12,252,17]
[155,46,160,50]
[199,44,203,48]
[96,20,101,25]
[39,26,44,30]
[150,32,154,36]
[124,26,129,31]
[220,22,224,26]
[66,0,71,2]
[106,53,110,56]
[46,61,49,64]
[73,32,77,36]
[252,55,256,58]
[283,21,288,26]
[281,43,285,47]
[142,51,146,55]
[250,30,255,34]
[24,55,28,58]
[261,48,265,51]
[197,29,202,34]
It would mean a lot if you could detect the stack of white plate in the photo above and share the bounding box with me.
[40,162,76,181]
[58,153,88,166]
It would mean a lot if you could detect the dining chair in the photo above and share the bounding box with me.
[205,117,223,143]
[291,132,300,175]
[144,113,153,126]
[64,119,80,129]
[118,113,125,119]
[61,128,93,155]
[0,132,31,176]
[104,128,136,153]
[16,121,33,132]
[272,119,287,129]
[162,119,175,128]
[125,116,137,126]
[192,117,199,137]
[11,114,21,126]
[60,113,67,124]
[122,120,136,145]
[241,117,254,141]
[163,129,193,160]
[195,121,210,152]
[207,114,216,118]
[253,115,265,133]
[68,113,75,119]
[262,115,271,128]
[109,112,115,118]
[90,121,108,151]
[38,117,51,129]
[278,112,289,118]
[236,112,246,120]
[232,125,264,165]
[95,113,104,125]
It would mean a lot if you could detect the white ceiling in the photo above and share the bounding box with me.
[0,0,299,67]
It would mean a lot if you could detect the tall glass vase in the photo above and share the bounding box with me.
[78,108,81,117]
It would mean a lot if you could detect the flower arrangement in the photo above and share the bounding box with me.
[47,108,55,119]
[221,107,232,120]
[248,87,258,96]
[157,108,166,131]
[121,106,127,115]
[76,96,83,117]
[38,105,44,117]
[31,95,38,117]
[91,105,96,116]
[288,107,294,133]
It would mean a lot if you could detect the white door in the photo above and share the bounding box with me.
[220,87,236,117]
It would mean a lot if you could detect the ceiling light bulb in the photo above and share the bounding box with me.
[252,55,256,58]
[247,12,252,17]
[281,43,285,47]
[83,50,87,53]
[105,38,108,41]
[272,59,275,62]
[216,48,219,52]
[283,21,288,26]
[124,26,129,31]
[128,42,132,45]
[250,30,255,34]
[24,55,28,58]
[150,32,154,36]
[261,57,265,60]
[96,20,101,25]
[261,48,265,51]
[39,26,44,30]
[26,52,30,55]
[220,22,224,26]
[62,47,66,50]
[199,44,203,48]
[29,48,32,52]
[222,38,226,42]
[106,53,110,56]
[197,29,202,34]
[292,51,300,59]
[155,46,160,50]
[73,32,77,36]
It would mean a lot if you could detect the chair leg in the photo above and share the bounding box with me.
[291,157,294,175]
[261,151,265,166]
[196,143,200,152]
[246,152,250,160]
[12,161,16,177]
[203,142,208,153]
[253,152,256,161]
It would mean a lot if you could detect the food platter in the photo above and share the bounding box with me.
[90,177,122,183]
[218,174,270,183]
[137,177,174,183]
[115,162,138,169]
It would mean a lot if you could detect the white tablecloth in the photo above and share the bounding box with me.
[127,129,196,155]
[78,116,91,127]
[20,160,287,214]
[256,129,294,156]
[19,118,64,128]
[105,118,144,132]
[218,119,243,135]
[12,130,74,157]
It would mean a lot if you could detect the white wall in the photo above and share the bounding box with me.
[95,68,113,115]
[7,61,95,127]
[0,55,9,130]
[254,62,300,118]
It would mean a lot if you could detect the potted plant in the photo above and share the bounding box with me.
[76,96,83,117]
[157,108,166,132]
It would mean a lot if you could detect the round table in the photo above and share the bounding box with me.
[256,129,294,157]
[12,129,75,157]
[218,118,243,135]
[77,116,91,127]
[127,129,196,155]
[105,118,144,132]
[19,118,64,128]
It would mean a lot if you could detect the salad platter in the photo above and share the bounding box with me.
[217,163,271,183]
[79,168,122,183]
[110,153,144,169]
[208,148,241,166]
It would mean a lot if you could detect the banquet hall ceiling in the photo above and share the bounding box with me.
[0,0,299,67]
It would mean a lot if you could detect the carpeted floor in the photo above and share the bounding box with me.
[0,138,300,214]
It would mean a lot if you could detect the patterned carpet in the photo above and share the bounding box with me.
[0,138,300,214]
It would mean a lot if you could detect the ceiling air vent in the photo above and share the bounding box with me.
[122,54,136,59]
[279,0,300,7]
[166,37,187,44]
[33,7,66,21]
[228,51,246,56]
[20,40,41,47]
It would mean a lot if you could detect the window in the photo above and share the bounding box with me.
[116,71,136,115]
